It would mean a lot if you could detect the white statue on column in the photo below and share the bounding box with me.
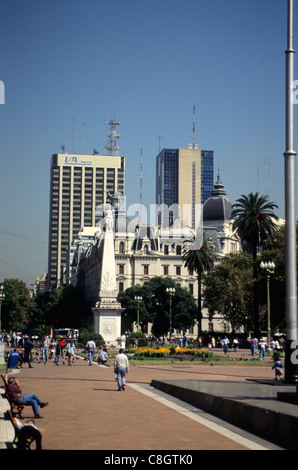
[93,207,124,346]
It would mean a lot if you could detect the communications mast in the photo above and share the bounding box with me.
[105,119,121,155]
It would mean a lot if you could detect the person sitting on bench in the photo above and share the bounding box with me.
[6,377,49,419]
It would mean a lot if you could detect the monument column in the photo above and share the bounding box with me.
[92,209,125,347]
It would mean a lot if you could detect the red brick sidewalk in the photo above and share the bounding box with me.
[5,352,274,451]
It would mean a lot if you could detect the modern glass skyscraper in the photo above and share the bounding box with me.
[47,152,125,289]
[201,150,214,205]
[156,147,213,228]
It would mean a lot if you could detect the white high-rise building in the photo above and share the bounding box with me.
[47,152,125,289]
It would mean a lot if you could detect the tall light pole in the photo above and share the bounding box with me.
[260,261,275,352]
[134,296,142,333]
[284,0,298,384]
[166,287,175,338]
[0,284,5,334]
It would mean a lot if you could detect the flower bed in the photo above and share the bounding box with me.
[126,346,213,360]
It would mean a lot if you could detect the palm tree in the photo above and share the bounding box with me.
[183,230,217,333]
[231,192,279,336]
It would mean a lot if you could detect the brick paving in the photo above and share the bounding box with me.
[0,348,277,450]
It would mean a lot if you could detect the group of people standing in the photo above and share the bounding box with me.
[250,336,285,360]
[42,336,76,366]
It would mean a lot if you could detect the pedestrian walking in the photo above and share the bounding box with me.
[250,337,258,356]
[114,348,129,391]
[272,352,283,380]
[54,339,61,365]
[221,336,230,355]
[259,338,267,360]
[86,339,97,366]
[232,338,239,352]
[66,339,75,366]
[42,336,50,363]
[49,338,56,361]
[24,337,34,368]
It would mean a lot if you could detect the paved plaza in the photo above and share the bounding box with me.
[0,348,297,452]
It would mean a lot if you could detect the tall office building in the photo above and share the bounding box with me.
[156,147,213,228]
[201,150,214,205]
[47,152,125,289]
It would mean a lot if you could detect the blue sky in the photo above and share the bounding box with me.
[0,0,297,286]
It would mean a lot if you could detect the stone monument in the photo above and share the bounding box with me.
[92,208,125,347]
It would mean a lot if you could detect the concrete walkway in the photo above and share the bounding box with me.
[0,349,294,451]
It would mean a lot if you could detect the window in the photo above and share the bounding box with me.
[176,266,181,276]
[164,266,169,275]
[119,242,125,254]
[119,265,124,274]
[164,245,169,255]
[144,265,149,275]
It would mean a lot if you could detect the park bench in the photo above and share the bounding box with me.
[1,374,26,418]
[7,409,42,450]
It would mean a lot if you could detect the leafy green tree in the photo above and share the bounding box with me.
[118,283,154,333]
[232,192,279,336]
[204,252,254,333]
[33,285,92,330]
[1,278,35,332]
[118,276,197,337]
[257,224,298,331]
[78,328,105,347]
[183,230,216,333]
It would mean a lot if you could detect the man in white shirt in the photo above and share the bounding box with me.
[114,349,129,391]
[86,339,97,366]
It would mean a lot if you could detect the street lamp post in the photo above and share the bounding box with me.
[284,0,298,384]
[166,287,175,338]
[134,296,142,333]
[260,261,275,352]
[0,284,5,334]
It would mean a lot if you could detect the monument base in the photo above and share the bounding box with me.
[92,300,125,348]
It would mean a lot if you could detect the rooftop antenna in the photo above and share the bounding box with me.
[138,148,143,225]
[192,105,196,148]
[105,119,120,155]
[83,122,86,153]
[72,113,75,153]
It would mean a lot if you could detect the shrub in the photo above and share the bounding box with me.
[126,332,149,347]
[78,328,105,348]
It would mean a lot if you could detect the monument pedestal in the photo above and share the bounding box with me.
[93,298,125,347]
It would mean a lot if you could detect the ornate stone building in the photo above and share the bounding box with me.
[69,178,243,337]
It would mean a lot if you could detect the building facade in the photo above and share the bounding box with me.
[47,152,125,289]
[156,147,214,228]
[69,178,242,337]
[201,150,214,205]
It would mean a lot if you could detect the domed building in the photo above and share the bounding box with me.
[203,172,240,256]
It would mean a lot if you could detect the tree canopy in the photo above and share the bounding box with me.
[1,278,35,332]
[118,276,197,337]
[204,252,254,333]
